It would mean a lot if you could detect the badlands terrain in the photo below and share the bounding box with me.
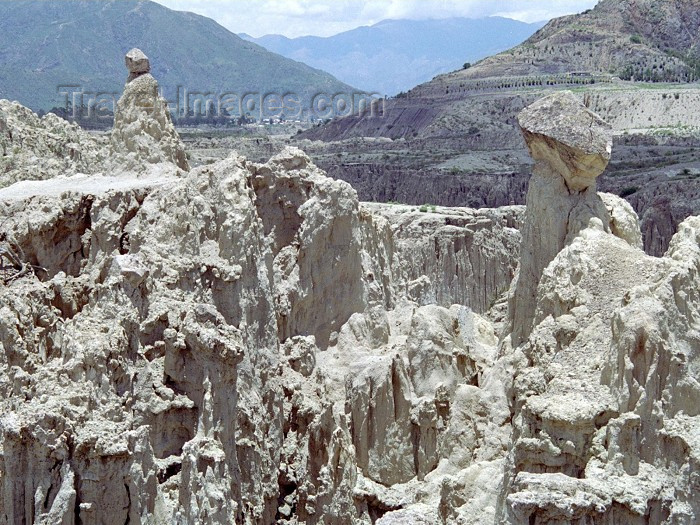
[0,50,698,525]
[186,81,700,258]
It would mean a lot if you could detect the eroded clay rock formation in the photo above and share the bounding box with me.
[126,48,151,83]
[365,203,522,313]
[495,93,700,524]
[0,100,107,188]
[110,49,189,172]
[1,49,188,190]
[0,65,698,525]
[501,214,700,524]
[0,120,520,523]
[509,91,613,345]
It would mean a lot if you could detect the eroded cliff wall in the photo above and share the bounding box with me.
[0,55,697,525]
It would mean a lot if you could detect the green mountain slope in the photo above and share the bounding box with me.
[0,0,355,111]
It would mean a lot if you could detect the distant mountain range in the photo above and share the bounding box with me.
[461,0,700,81]
[0,0,354,112]
[241,18,545,96]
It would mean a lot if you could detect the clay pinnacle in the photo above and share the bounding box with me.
[125,48,150,83]
[517,90,613,192]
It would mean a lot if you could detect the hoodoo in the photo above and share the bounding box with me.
[500,91,700,524]
[110,49,189,171]
[508,91,613,345]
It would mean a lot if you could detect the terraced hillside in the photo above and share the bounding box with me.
[295,0,700,256]
[460,0,700,82]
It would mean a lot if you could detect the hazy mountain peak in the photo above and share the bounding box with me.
[243,17,544,95]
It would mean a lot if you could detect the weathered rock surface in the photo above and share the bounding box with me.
[110,55,189,171]
[362,202,522,313]
[0,77,522,523]
[0,66,698,525]
[497,93,700,524]
[126,48,151,83]
[0,49,189,188]
[509,91,613,346]
[501,213,700,524]
[0,137,521,523]
[517,91,612,192]
[0,100,107,188]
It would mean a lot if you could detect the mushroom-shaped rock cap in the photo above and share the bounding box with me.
[125,48,150,81]
[518,91,613,191]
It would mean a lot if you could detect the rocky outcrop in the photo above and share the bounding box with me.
[0,49,189,189]
[0,97,521,523]
[501,213,700,524]
[364,202,522,312]
[250,148,365,348]
[1,61,699,525]
[599,192,644,250]
[110,51,189,172]
[496,93,700,524]
[509,91,613,346]
[0,100,106,188]
[126,48,151,83]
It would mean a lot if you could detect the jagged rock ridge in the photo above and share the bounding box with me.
[0,58,698,525]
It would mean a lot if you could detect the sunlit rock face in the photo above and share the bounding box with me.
[498,92,700,525]
[125,47,151,83]
[509,91,613,346]
[0,64,698,525]
[0,49,522,523]
[518,90,613,192]
[110,50,189,172]
[0,100,107,188]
